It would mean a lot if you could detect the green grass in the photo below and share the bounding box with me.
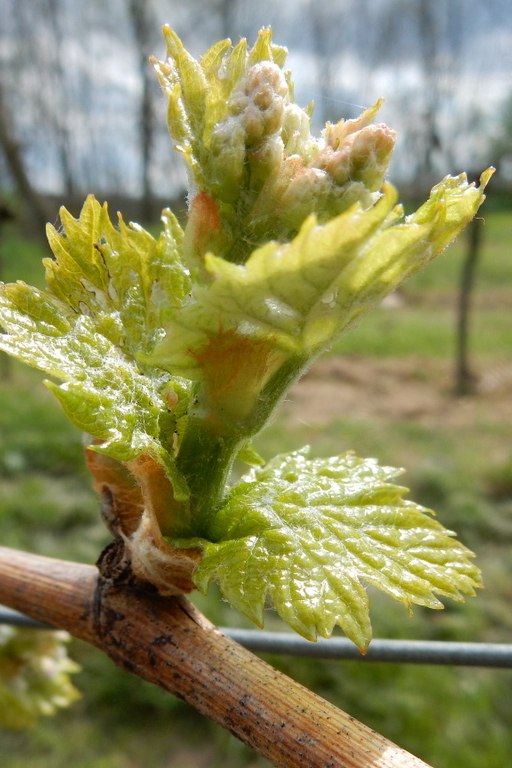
[1,206,512,766]
[0,365,106,563]
[333,304,510,358]
[330,208,512,359]
[405,210,512,293]
[0,228,47,287]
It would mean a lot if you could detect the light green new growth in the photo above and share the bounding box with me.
[0,27,488,655]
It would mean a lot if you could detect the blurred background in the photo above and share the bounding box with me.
[1,1,511,767]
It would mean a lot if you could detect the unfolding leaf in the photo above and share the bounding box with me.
[190,449,482,650]
[44,195,189,356]
[148,172,491,379]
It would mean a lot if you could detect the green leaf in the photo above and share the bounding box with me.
[148,172,490,378]
[0,194,191,478]
[0,195,192,500]
[0,292,161,461]
[236,441,266,467]
[0,256,189,498]
[409,169,495,252]
[190,449,482,650]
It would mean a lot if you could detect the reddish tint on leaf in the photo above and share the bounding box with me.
[127,453,181,533]
[85,448,144,537]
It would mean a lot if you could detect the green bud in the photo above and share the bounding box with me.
[279,165,332,229]
[282,103,316,156]
[209,117,246,202]
[247,136,284,190]
[345,123,396,190]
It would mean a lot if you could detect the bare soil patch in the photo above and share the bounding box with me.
[284,355,512,429]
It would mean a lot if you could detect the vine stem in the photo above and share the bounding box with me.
[173,355,311,537]
[0,545,432,768]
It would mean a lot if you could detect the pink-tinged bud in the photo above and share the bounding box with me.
[246,62,288,108]
[315,144,351,185]
[324,98,385,147]
[348,124,396,190]
[229,62,289,146]
[315,123,396,192]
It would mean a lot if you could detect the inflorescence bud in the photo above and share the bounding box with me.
[317,123,397,191]
[153,28,398,268]
[230,62,289,146]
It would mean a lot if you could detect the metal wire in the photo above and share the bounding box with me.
[1,606,511,668]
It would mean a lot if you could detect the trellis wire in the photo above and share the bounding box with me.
[1,606,511,668]
[223,628,512,668]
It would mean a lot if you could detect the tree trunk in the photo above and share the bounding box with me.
[47,0,76,196]
[455,215,483,395]
[0,545,432,768]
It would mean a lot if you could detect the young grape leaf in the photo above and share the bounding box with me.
[189,449,482,650]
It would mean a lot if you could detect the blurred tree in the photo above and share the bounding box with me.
[490,92,512,180]
[0,195,15,379]
[216,0,239,40]
[416,0,443,179]
[46,0,76,196]
[0,81,52,231]
[128,0,158,221]
[381,0,466,185]
[309,0,340,125]
[308,0,371,125]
